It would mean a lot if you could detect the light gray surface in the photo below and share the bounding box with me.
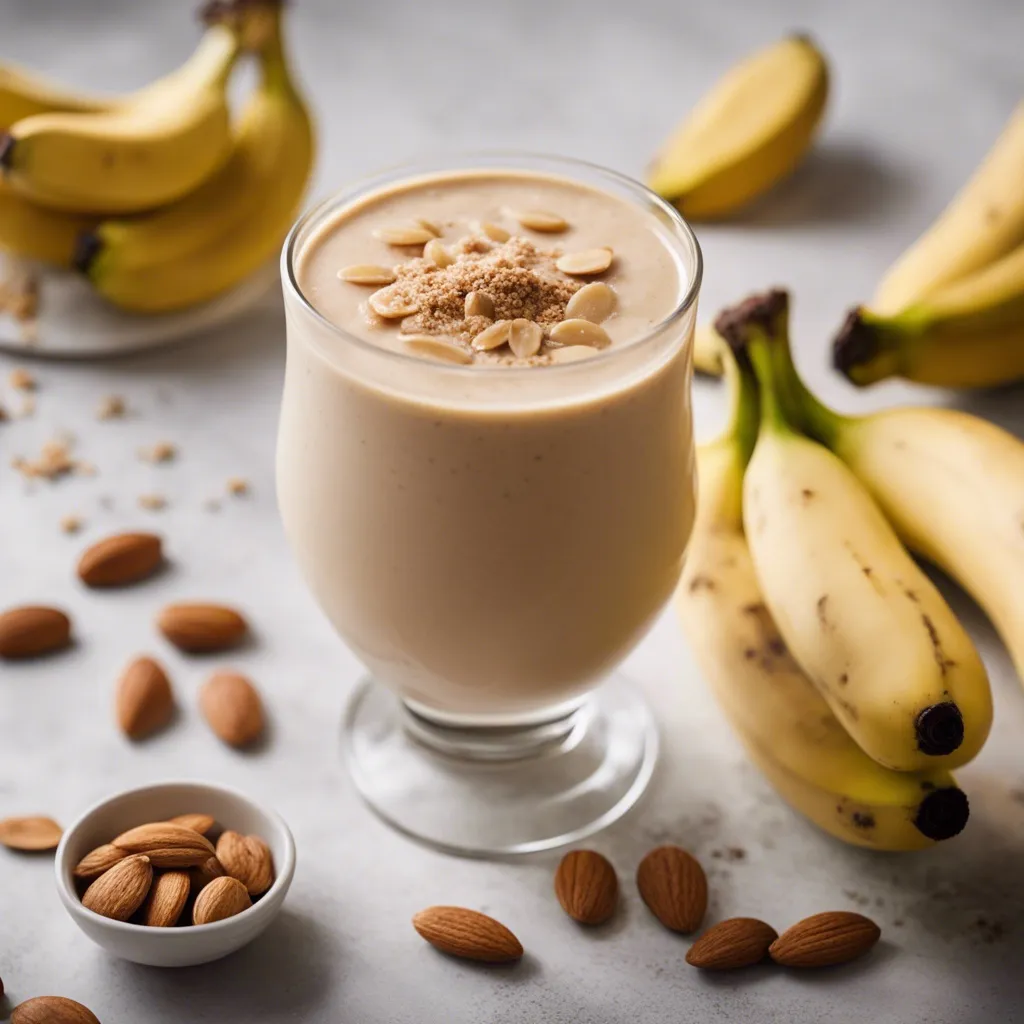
[2,1,1024,1021]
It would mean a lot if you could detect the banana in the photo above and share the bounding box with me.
[0,22,240,214]
[693,322,726,376]
[76,6,313,313]
[0,181,92,266]
[873,102,1024,315]
[716,291,992,772]
[0,63,116,128]
[677,352,969,850]
[834,241,1024,387]
[776,328,1024,690]
[648,35,828,220]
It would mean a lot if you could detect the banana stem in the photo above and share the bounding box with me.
[719,347,760,466]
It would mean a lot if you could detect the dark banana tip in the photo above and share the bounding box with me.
[713,289,790,354]
[915,701,965,756]
[831,307,877,380]
[200,0,284,24]
[914,786,970,841]
[0,133,15,171]
[72,230,103,275]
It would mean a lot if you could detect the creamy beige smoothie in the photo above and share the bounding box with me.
[278,166,697,720]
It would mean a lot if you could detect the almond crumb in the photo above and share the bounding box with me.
[18,394,36,418]
[9,368,36,391]
[139,441,177,464]
[138,494,167,511]
[227,477,249,496]
[60,514,85,534]
[97,395,126,420]
[12,437,88,481]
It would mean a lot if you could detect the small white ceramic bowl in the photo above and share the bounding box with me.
[55,780,296,967]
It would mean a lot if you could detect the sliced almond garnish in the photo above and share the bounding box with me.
[464,291,495,319]
[402,336,474,365]
[373,223,436,246]
[549,344,600,364]
[338,264,397,286]
[369,287,419,319]
[550,319,612,348]
[471,320,512,351]
[473,221,511,243]
[423,238,453,267]
[565,281,617,323]
[556,248,614,276]
[512,209,568,233]
[417,218,442,237]
[508,319,542,359]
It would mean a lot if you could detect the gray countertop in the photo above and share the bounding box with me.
[2,0,1024,1021]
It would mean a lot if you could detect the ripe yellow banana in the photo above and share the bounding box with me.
[717,291,992,772]
[834,241,1024,387]
[0,63,116,127]
[0,181,91,266]
[776,332,1024,690]
[874,102,1024,315]
[677,353,969,850]
[76,7,313,313]
[648,35,828,220]
[0,23,240,214]
[693,322,726,376]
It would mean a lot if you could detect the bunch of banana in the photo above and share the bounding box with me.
[677,345,970,850]
[714,292,992,773]
[768,307,1024,689]
[648,34,829,220]
[834,103,1024,387]
[74,5,314,314]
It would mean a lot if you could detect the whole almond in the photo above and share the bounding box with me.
[0,816,63,851]
[636,845,708,934]
[554,850,618,925]
[193,875,251,925]
[77,532,163,588]
[73,843,127,880]
[115,656,174,740]
[111,822,215,867]
[215,830,274,895]
[168,813,216,836]
[82,853,153,921]
[412,906,523,963]
[12,996,101,1024]
[141,869,191,927]
[0,606,71,660]
[157,603,248,653]
[686,917,778,970]
[190,855,227,895]
[769,911,881,968]
[200,672,265,748]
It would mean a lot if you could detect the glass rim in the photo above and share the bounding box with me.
[281,150,703,376]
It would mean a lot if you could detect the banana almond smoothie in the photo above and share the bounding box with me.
[278,162,698,721]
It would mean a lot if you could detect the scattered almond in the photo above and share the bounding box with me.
[0,816,63,851]
[769,911,881,968]
[82,853,153,921]
[473,220,511,242]
[111,822,215,868]
[115,656,174,740]
[549,318,612,349]
[554,850,618,925]
[193,875,251,925]
[227,476,249,496]
[138,441,176,464]
[190,855,227,895]
[423,238,453,267]
[511,209,568,233]
[471,320,512,351]
[636,845,708,934]
[157,602,248,653]
[412,906,523,963]
[0,606,71,660]
[60,515,85,535]
[97,394,126,420]
[11,996,101,1024]
[215,830,274,895]
[168,813,216,836]
[686,918,778,970]
[73,843,127,880]
[338,264,397,286]
[556,248,613,276]
[565,281,617,323]
[78,532,163,588]
[373,223,435,247]
[9,367,36,391]
[199,671,265,747]
[508,319,543,359]
[141,869,191,927]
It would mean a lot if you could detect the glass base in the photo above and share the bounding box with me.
[343,673,658,857]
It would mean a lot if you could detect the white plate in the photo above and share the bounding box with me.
[0,254,281,359]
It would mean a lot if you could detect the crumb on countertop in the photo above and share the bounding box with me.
[9,367,37,391]
[227,476,249,496]
[139,441,177,464]
[138,493,167,511]
[60,514,85,534]
[12,436,91,481]
[97,395,127,420]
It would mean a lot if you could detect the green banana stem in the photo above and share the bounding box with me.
[718,346,760,464]
[831,307,909,386]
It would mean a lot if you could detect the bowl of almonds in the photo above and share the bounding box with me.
[54,780,295,967]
